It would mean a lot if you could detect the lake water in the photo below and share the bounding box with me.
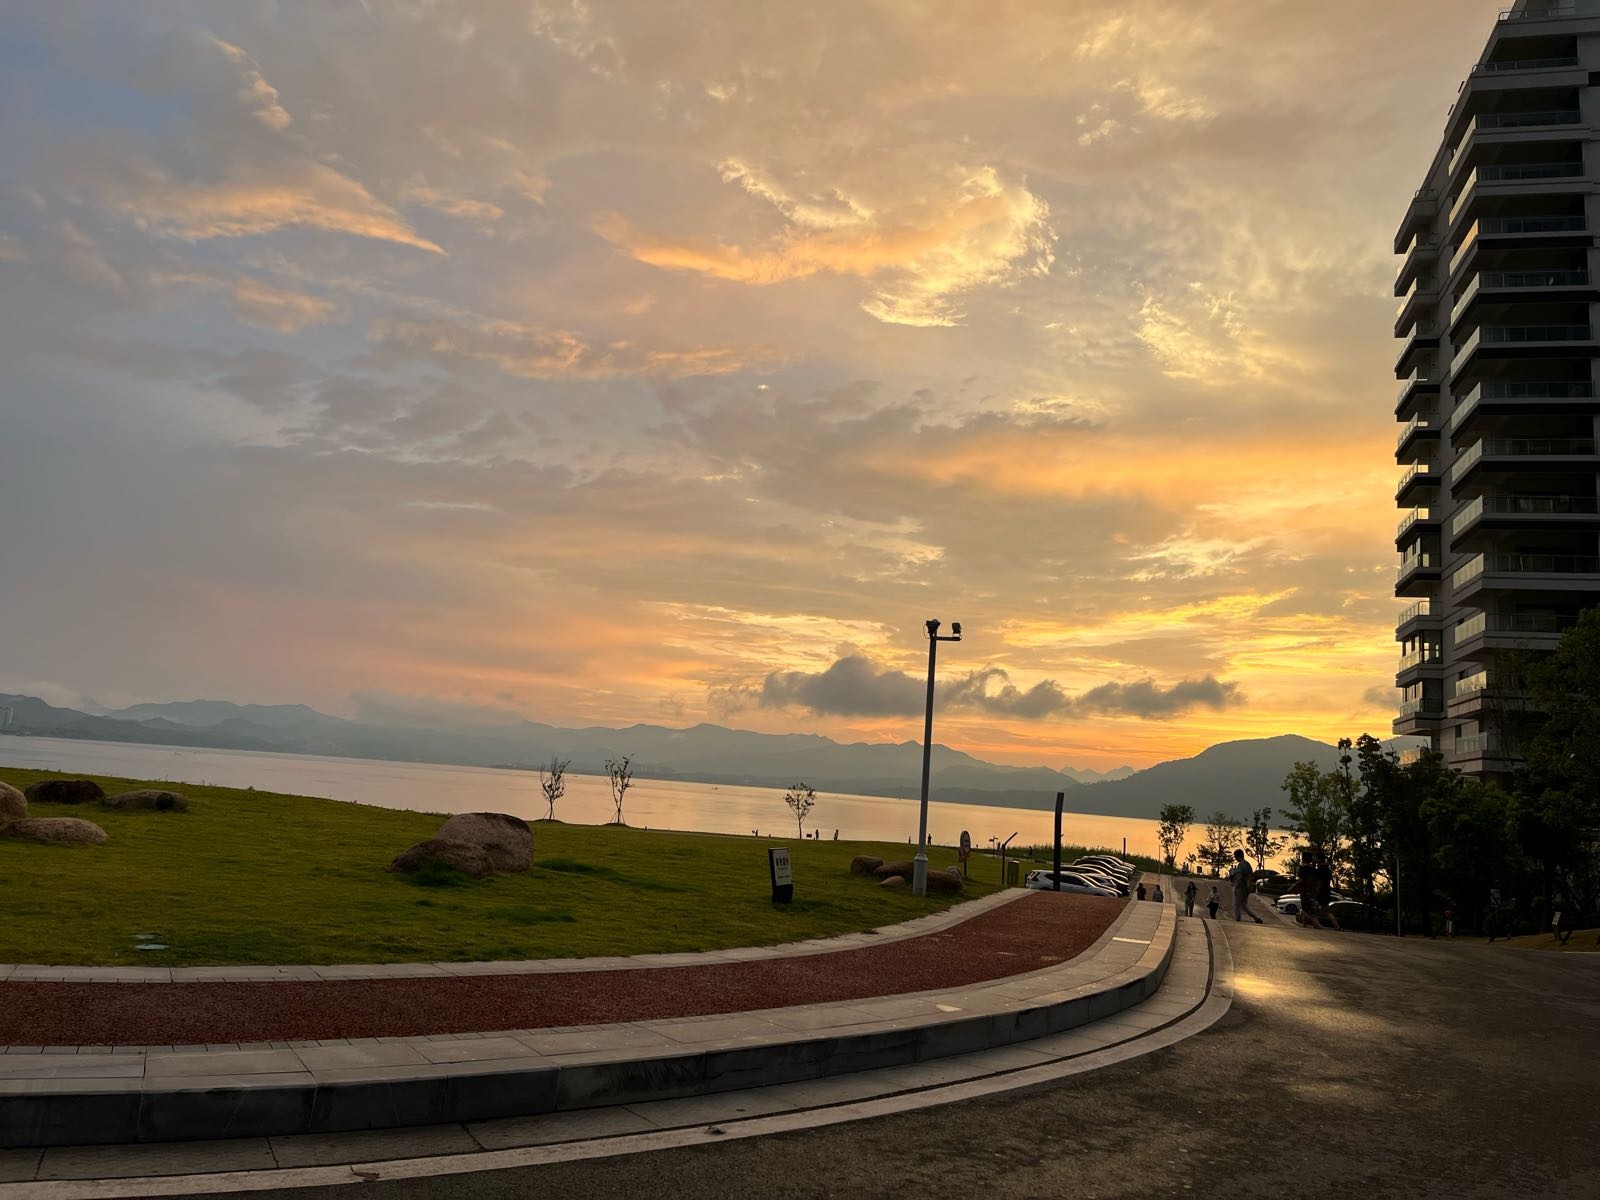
[0,735,1201,862]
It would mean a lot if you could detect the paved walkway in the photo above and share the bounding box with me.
[0,894,1176,1151]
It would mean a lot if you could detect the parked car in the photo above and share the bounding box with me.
[1078,855,1137,879]
[1276,890,1348,915]
[1326,900,1384,932]
[1025,870,1119,897]
[1067,866,1130,895]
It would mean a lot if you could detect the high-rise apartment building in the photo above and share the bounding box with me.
[1393,0,1600,778]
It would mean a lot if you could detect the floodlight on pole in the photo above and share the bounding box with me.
[913,617,963,897]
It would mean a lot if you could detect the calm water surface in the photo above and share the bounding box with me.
[0,735,1202,860]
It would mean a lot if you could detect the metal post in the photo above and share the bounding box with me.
[1052,791,1064,891]
[913,624,939,897]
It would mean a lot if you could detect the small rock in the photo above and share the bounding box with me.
[436,812,533,874]
[102,789,189,813]
[0,782,25,824]
[850,855,884,876]
[24,779,106,806]
[388,838,495,879]
[879,874,907,889]
[0,817,108,845]
[873,860,915,879]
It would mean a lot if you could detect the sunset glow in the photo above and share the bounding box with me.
[0,1,1508,770]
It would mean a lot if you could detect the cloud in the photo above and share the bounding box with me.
[370,313,780,380]
[207,35,293,131]
[227,275,340,333]
[99,158,444,253]
[738,654,1243,721]
[596,164,1053,327]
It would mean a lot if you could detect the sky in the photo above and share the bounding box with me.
[0,1,1507,770]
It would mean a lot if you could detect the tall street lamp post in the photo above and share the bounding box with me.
[914,618,962,897]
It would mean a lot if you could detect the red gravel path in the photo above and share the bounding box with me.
[3,892,1122,1046]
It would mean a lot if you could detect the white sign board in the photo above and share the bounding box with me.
[770,847,793,887]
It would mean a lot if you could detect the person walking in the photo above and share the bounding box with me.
[1229,849,1263,924]
[1152,883,1165,903]
[1206,886,1220,919]
[1135,881,1147,901]
[1184,879,1198,917]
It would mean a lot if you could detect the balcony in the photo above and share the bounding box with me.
[1396,461,1441,504]
[1450,323,1597,381]
[1395,188,1439,255]
[1397,549,1442,594]
[1449,268,1593,331]
[1396,323,1442,377]
[1394,693,1446,734]
[1395,598,1440,640]
[1448,109,1584,183]
[1448,161,1586,230]
[1395,236,1440,296]
[1396,367,1442,418]
[1448,378,1599,437]
[1397,646,1445,686]
[1396,414,1441,463]
[1449,492,1600,546]
[1448,732,1521,771]
[1455,608,1577,656]
[1452,550,1600,600]
[1396,506,1441,545]
[1449,436,1600,487]
[1396,276,1439,336]
[1449,213,1588,282]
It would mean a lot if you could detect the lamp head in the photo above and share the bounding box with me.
[926,618,940,636]
[951,622,962,638]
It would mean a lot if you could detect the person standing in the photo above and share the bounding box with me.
[1206,886,1220,919]
[1184,879,1198,917]
[1153,883,1165,903]
[1229,849,1263,924]
[1136,881,1147,901]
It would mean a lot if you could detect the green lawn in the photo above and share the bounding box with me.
[0,767,1001,967]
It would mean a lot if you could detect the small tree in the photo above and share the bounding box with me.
[538,755,570,821]
[1157,803,1195,869]
[784,782,816,838]
[1201,810,1244,874]
[1282,759,1345,875]
[605,755,632,825]
[1246,807,1284,871]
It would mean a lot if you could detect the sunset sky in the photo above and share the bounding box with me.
[0,2,1506,770]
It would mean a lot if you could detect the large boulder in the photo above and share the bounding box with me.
[850,855,884,877]
[925,868,963,893]
[25,779,106,806]
[102,789,189,813]
[0,817,107,846]
[436,812,532,874]
[388,838,495,879]
[0,782,25,824]
[873,860,915,880]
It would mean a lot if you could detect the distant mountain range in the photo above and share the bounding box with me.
[0,693,1410,822]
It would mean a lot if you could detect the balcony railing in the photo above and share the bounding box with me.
[1398,506,1433,538]
[1473,55,1580,71]
[1400,646,1444,670]
[1397,276,1437,318]
[1448,111,1582,176]
[1479,436,1597,455]
[1448,379,1596,433]
[1397,366,1438,405]
[1451,214,1588,277]
[1454,551,1600,587]
[1399,550,1438,580]
[1485,492,1599,514]
[1459,610,1578,639]
[1452,324,1595,374]
[1454,671,1489,698]
[1451,495,1485,532]
[1398,462,1438,493]
[1398,599,1434,625]
[1397,413,1436,449]
[1398,697,1443,718]
[1451,269,1590,324]
[1451,162,1585,226]
[1450,442,1484,482]
[1451,733,1514,760]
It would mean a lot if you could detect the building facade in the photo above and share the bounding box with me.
[1393,0,1600,777]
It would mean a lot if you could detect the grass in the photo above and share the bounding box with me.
[0,767,1000,967]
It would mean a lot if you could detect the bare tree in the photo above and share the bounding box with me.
[539,755,570,821]
[605,755,632,825]
[784,782,816,838]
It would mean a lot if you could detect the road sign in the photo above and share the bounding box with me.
[959,830,971,877]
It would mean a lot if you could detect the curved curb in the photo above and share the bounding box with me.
[0,902,1175,1150]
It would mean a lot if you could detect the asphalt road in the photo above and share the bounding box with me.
[241,918,1600,1200]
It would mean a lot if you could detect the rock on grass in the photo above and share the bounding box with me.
[102,790,189,812]
[389,838,495,879]
[24,779,105,806]
[437,812,532,873]
[0,782,25,823]
[0,817,108,845]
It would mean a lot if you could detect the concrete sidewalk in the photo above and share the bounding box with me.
[1,897,1176,1150]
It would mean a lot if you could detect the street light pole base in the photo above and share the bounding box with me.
[911,851,929,897]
